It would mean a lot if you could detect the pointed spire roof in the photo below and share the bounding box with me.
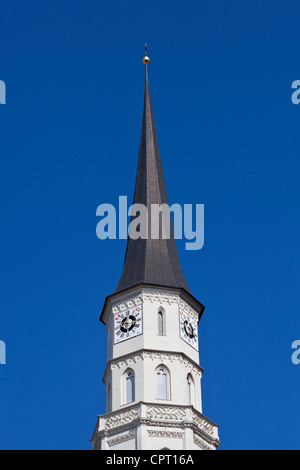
[114,47,191,295]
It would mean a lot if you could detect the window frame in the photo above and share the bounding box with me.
[155,365,170,400]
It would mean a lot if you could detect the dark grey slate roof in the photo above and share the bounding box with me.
[114,64,191,295]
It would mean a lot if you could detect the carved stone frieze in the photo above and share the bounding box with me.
[147,429,184,439]
[105,407,139,430]
[146,405,186,421]
[141,290,198,322]
[110,289,199,322]
[112,295,143,314]
[107,431,137,447]
[193,434,213,450]
[192,411,215,437]
[110,350,202,377]
[94,403,219,450]
[111,352,144,369]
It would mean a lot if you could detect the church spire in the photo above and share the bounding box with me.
[93,50,219,452]
[114,46,191,295]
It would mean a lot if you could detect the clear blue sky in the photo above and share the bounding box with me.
[0,0,300,450]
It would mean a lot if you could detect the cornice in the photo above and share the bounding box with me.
[100,284,205,325]
[102,348,204,383]
[91,401,220,450]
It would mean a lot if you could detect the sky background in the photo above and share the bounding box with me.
[1,0,300,450]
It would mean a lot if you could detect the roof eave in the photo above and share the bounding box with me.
[99,282,205,325]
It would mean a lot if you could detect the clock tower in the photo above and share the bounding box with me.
[91,48,220,451]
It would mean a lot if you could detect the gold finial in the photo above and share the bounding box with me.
[143,43,150,64]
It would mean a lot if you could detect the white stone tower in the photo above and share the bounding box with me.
[91,47,220,451]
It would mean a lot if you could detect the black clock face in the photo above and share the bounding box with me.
[183,320,195,339]
[119,315,137,333]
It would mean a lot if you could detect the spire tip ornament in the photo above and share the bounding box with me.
[143,43,150,64]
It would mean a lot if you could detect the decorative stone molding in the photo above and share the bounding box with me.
[112,295,143,314]
[105,406,139,430]
[107,431,137,447]
[194,434,213,451]
[146,405,186,421]
[109,350,202,377]
[142,290,180,306]
[192,411,215,437]
[111,352,144,369]
[141,290,198,322]
[143,351,202,376]
[110,288,199,322]
[92,403,220,450]
[148,430,184,439]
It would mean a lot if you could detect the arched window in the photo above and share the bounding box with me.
[124,370,135,404]
[187,374,195,406]
[158,308,166,336]
[157,367,169,400]
[158,311,163,335]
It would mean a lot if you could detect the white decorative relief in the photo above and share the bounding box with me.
[111,289,199,322]
[107,431,137,447]
[95,403,219,450]
[148,430,184,439]
[142,290,199,322]
[146,405,186,421]
[142,290,179,305]
[194,434,213,450]
[112,295,143,314]
[192,411,215,437]
[110,350,202,377]
[105,407,139,430]
[111,352,144,369]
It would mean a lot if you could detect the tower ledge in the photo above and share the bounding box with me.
[91,401,220,450]
[100,284,205,325]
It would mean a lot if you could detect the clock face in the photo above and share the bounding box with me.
[114,304,143,344]
[179,309,198,351]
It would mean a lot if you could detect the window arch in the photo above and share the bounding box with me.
[156,365,170,400]
[157,307,166,336]
[123,369,135,404]
[187,374,195,407]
